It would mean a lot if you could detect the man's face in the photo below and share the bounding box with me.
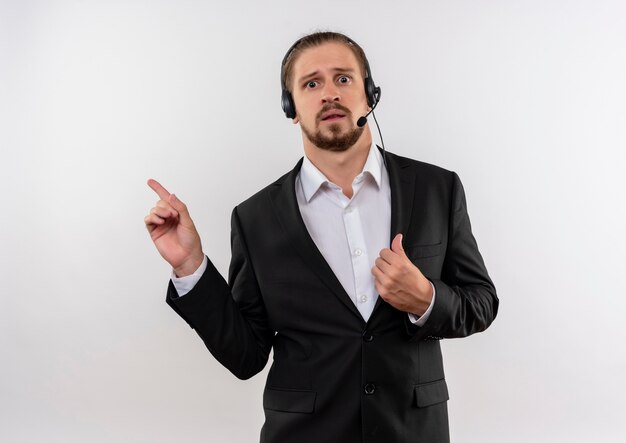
[290,42,369,152]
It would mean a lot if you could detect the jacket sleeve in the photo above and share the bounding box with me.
[409,172,499,341]
[165,206,274,379]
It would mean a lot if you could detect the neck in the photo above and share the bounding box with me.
[302,128,372,198]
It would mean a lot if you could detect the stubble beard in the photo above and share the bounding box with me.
[299,105,365,152]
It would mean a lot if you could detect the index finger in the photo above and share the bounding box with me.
[147,178,171,201]
[379,248,400,265]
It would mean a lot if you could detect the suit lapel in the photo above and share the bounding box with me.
[385,149,416,244]
[269,159,364,323]
[372,148,416,315]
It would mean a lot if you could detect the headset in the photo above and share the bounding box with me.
[279,34,388,170]
[280,36,381,120]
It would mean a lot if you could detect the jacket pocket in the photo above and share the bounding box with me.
[413,379,449,408]
[405,242,442,259]
[263,388,316,413]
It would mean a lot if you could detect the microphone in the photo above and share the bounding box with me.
[356,86,388,171]
[356,113,372,128]
[357,87,381,127]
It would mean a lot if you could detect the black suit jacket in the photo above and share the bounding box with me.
[166,149,498,443]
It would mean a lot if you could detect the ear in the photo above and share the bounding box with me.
[292,116,299,124]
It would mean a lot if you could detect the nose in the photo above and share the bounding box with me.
[321,82,340,103]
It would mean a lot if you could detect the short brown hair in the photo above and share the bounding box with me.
[281,32,369,93]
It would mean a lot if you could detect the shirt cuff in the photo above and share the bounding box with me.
[170,255,208,297]
[407,282,436,326]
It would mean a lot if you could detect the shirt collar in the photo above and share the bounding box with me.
[299,143,384,202]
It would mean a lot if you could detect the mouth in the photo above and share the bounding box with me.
[320,111,347,122]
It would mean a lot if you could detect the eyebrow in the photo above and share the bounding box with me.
[297,67,357,85]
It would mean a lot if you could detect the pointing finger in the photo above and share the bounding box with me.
[147,178,171,201]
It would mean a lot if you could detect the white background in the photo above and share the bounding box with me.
[1,0,625,441]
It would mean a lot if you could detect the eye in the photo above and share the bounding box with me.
[338,75,351,84]
[306,80,318,89]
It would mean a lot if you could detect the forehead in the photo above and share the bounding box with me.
[291,42,362,80]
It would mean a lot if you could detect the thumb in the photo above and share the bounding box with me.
[168,194,191,221]
[391,233,406,256]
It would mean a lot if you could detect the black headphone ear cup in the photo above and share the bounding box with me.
[364,77,377,108]
[281,89,296,119]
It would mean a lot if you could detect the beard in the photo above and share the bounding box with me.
[299,103,365,152]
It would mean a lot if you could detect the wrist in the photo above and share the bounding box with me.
[418,275,433,300]
[174,253,204,277]
[410,276,433,315]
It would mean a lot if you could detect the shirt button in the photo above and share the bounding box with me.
[354,249,362,256]
[364,383,376,395]
[359,294,368,303]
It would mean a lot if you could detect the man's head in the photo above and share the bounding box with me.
[280,32,380,152]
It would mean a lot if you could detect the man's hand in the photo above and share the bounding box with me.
[371,233,433,316]
[144,179,204,277]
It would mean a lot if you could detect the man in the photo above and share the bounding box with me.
[145,32,498,443]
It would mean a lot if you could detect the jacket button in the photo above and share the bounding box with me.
[364,383,376,395]
[363,332,374,342]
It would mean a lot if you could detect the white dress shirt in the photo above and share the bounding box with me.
[296,144,389,322]
[172,144,434,325]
